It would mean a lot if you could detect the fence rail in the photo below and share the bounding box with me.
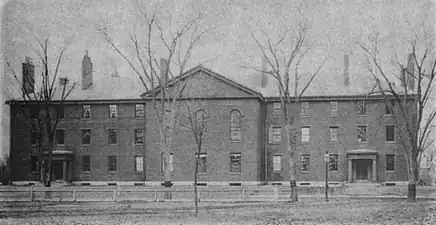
[0,185,433,202]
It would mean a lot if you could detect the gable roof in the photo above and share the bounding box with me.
[141,65,264,99]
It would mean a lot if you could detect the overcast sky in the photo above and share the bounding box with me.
[1,0,435,159]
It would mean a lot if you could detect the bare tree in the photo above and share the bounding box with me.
[246,18,328,201]
[99,1,207,199]
[360,34,436,202]
[5,37,76,187]
[180,96,209,216]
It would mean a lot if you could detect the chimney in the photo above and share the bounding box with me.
[160,58,169,86]
[261,56,268,88]
[59,77,68,86]
[344,54,350,87]
[407,53,415,91]
[22,57,35,94]
[81,50,93,90]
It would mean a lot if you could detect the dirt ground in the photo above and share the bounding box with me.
[0,198,435,225]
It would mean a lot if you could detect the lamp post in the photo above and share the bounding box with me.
[324,151,329,202]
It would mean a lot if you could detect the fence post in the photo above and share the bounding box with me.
[274,185,278,201]
[73,190,77,202]
[30,186,34,202]
[113,190,117,202]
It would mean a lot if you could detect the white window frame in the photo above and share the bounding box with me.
[273,155,282,172]
[330,101,338,117]
[329,126,339,142]
[109,104,117,118]
[272,102,281,116]
[301,126,310,143]
[357,125,367,143]
[230,153,242,173]
[134,128,144,145]
[301,154,310,172]
[301,101,309,116]
[135,104,145,117]
[82,105,91,119]
[135,156,144,172]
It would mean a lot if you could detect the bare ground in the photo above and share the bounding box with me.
[0,198,435,225]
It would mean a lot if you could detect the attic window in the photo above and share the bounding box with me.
[82,105,91,119]
[109,105,117,118]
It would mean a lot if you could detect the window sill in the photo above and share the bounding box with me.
[56,144,65,147]
[197,173,208,175]
[300,115,310,118]
[108,143,118,146]
[329,170,339,173]
[81,118,91,120]
[82,144,91,147]
[301,171,310,173]
[385,141,395,144]
[230,140,242,143]
[357,142,368,144]
[108,171,117,174]
[81,171,90,174]
[134,143,144,146]
[386,170,395,173]
[229,172,242,175]
[268,143,281,145]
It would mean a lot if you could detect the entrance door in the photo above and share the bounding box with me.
[355,159,370,182]
[52,160,63,180]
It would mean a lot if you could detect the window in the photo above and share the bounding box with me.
[109,105,117,118]
[134,156,144,172]
[134,128,144,144]
[356,100,366,115]
[161,153,174,173]
[268,126,282,144]
[82,105,91,119]
[30,156,38,173]
[329,126,339,142]
[273,155,282,172]
[108,129,117,144]
[273,102,281,116]
[30,131,38,145]
[386,125,395,142]
[386,154,395,171]
[301,102,309,116]
[135,104,145,117]
[230,110,242,141]
[108,156,117,172]
[301,126,310,143]
[82,156,90,172]
[329,154,339,171]
[230,153,242,173]
[55,129,65,146]
[56,106,64,119]
[385,100,395,115]
[196,153,207,173]
[81,129,91,145]
[301,155,310,172]
[330,101,338,117]
[357,125,367,142]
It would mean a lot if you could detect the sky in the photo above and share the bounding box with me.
[1,0,435,160]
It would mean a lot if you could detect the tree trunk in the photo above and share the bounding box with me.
[194,153,199,216]
[285,124,298,202]
[408,155,417,202]
[162,140,173,199]
[45,139,54,188]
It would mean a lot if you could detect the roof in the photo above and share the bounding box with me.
[141,65,264,99]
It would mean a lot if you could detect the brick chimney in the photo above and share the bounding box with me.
[407,53,415,91]
[81,50,93,90]
[160,58,169,86]
[344,54,350,87]
[22,57,35,95]
[261,56,268,88]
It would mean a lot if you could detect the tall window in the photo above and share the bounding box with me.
[196,153,207,173]
[134,128,144,144]
[230,110,242,141]
[108,156,117,172]
[109,105,117,118]
[329,126,339,142]
[82,156,91,172]
[108,129,117,144]
[330,101,338,117]
[230,153,242,173]
[385,100,395,115]
[30,156,38,173]
[386,154,395,171]
[301,102,309,116]
[56,106,65,119]
[301,154,310,172]
[301,126,310,143]
[273,102,281,116]
[385,125,395,142]
[329,154,339,171]
[135,104,145,117]
[357,125,367,142]
[268,126,282,144]
[30,131,38,145]
[273,155,282,172]
[134,156,144,172]
[81,129,91,145]
[55,129,65,146]
[356,100,366,115]
[82,105,91,119]
[161,153,174,173]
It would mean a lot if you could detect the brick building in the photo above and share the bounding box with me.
[7,52,415,186]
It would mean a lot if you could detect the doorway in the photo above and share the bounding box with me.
[355,159,372,182]
[52,160,63,181]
